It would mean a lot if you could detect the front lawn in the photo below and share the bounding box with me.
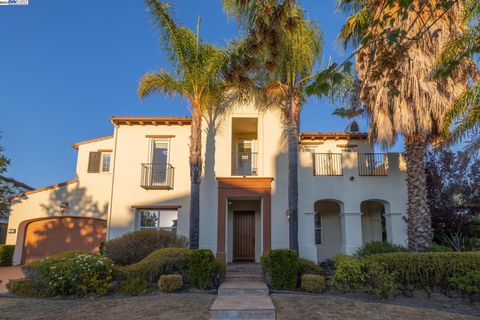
[0,293,215,320]
[272,294,478,320]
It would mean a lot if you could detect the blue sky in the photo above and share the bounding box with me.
[0,0,402,188]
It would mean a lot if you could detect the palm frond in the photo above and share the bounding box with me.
[138,70,185,99]
[337,7,371,49]
[446,82,480,143]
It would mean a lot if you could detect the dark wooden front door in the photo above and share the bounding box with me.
[233,211,255,261]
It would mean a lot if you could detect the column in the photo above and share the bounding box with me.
[340,212,363,255]
[384,212,407,246]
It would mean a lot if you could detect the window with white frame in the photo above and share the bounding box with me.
[138,209,178,234]
[314,213,322,245]
[101,153,112,173]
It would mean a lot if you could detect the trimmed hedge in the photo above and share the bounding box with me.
[103,230,187,265]
[117,276,149,296]
[16,251,113,296]
[356,241,406,257]
[126,247,191,283]
[331,254,364,291]
[301,274,325,293]
[158,274,183,292]
[268,249,299,290]
[189,249,225,290]
[362,252,480,290]
[0,245,15,266]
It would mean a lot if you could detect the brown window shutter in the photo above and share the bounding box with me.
[87,152,101,173]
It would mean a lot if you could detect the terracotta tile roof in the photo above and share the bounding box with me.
[110,116,192,126]
[72,135,113,149]
[300,132,368,141]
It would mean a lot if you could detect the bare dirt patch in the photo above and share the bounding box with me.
[0,293,215,320]
[271,294,478,320]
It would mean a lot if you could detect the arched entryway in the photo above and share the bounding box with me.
[361,200,388,244]
[314,200,343,262]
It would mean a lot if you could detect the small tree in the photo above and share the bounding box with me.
[0,134,15,220]
[425,147,480,239]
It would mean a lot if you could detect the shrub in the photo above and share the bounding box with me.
[158,274,183,292]
[297,258,322,286]
[189,249,225,290]
[0,245,15,266]
[127,248,191,283]
[363,261,398,299]
[268,249,298,290]
[427,243,453,252]
[7,279,44,297]
[103,230,187,265]
[362,252,480,290]
[331,255,365,291]
[21,251,113,296]
[117,276,149,296]
[356,241,406,257]
[301,274,325,293]
[449,272,480,296]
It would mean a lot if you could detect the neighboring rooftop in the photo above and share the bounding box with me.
[0,175,34,191]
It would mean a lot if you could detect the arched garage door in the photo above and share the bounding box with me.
[22,216,106,264]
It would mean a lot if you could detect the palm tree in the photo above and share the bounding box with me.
[337,0,476,251]
[223,0,323,253]
[138,0,226,249]
[435,0,480,154]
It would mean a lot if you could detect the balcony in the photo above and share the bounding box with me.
[313,153,343,176]
[358,153,387,176]
[313,153,393,176]
[141,163,174,189]
[232,152,258,176]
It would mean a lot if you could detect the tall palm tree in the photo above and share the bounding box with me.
[435,0,480,154]
[223,0,323,253]
[337,0,476,251]
[138,0,226,249]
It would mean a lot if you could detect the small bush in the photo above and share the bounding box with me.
[268,249,298,290]
[127,247,191,283]
[260,255,269,274]
[20,251,113,296]
[189,249,225,290]
[6,279,43,297]
[356,241,406,257]
[362,252,480,290]
[301,274,325,293]
[427,243,453,252]
[331,255,364,291]
[0,245,15,266]
[449,272,480,296]
[298,258,322,286]
[117,276,149,296]
[363,261,398,299]
[104,230,187,265]
[158,274,183,292]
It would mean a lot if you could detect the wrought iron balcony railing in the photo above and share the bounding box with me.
[313,153,343,176]
[232,152,258,176]
[141,163,174,189]
[358,153,387,176]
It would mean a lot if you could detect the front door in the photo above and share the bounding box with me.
[233,211,255,261]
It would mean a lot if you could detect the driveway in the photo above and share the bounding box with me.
[0,266,25,293]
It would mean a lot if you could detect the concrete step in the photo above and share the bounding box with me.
[218,281,269,296]
[225,272,264,282]
[227,263,261,273]
[209,295,275,320]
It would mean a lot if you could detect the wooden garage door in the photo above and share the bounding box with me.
[22,217,106,264]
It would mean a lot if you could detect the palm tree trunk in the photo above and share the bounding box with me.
[405,138,432,252]
[189,104,202,249]
[287,92,299,253]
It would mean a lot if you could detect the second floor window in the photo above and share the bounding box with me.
[87,151,112,173]
[101,153,111,172]
[151,140,169,186]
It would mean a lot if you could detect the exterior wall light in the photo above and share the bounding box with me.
[60,202,69,215]
[285,210,292,220]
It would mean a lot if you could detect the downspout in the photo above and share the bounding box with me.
[106,122,119,241]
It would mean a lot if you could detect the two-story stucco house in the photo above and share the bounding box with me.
[7,104,407,265]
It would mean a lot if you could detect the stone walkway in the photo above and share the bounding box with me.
[210,263,275,320]
[0,266,25,294]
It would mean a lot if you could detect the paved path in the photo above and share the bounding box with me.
[0,266,25,293]
[209,263,275,320]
